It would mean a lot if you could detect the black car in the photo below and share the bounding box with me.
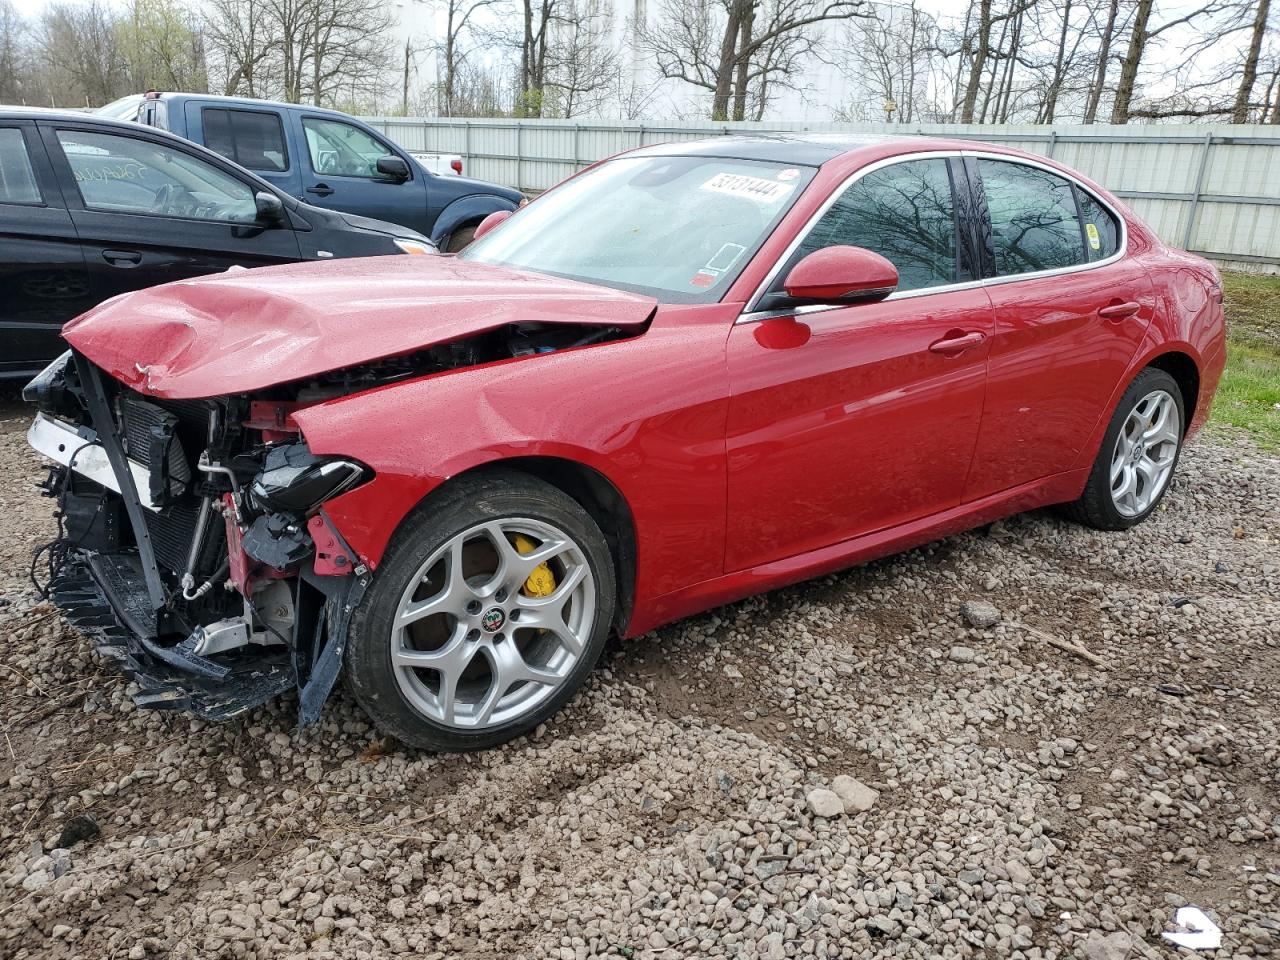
[0,108,435,379]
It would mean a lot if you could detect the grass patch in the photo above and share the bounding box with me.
[1216,272,1280,449]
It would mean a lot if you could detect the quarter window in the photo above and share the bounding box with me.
[302,118,398,180]
[56,130,257,223]
[0,128,42,204]
[202,108,289,173]
[794,158,959,292]
[1074,186,1121,261]
[979,159,1087,275]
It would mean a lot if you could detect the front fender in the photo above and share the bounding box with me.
[291,304,737,616]
[431,194,520,246]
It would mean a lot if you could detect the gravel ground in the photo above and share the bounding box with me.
[0,394,1276,960]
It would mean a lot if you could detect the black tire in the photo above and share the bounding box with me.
[444,224,477,253]
[345,470,615,751]
[1062,367,1185,531]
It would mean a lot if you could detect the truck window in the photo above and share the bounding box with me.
[302,117,399,180]
[203,108,289,173]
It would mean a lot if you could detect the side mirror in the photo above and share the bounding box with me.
[781,245,898,305]
[254,190,284,224]
[376,155,410,180]
[473,209,513,241]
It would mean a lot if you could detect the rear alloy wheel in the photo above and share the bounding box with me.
[346,472,615,751]
[1063,367,1184,530]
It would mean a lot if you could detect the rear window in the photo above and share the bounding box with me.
[979,159,1087,276]
[0,128,41,204]
[1074,186,1121,261]
[203,108,289,173]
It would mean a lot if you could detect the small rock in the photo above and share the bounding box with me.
[831,775,878,813]
[806,788,844,818]
[1080,931,1134,960]
[1006,860,1033,884]
[949,645,976,664]
[961,600,1001,628]
[50,848,72,879]
[755,859,787,880]
[56,814,100,849]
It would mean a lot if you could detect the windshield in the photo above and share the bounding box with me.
[460,155,815,303]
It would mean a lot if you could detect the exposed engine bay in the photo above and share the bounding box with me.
[24,322,631,724]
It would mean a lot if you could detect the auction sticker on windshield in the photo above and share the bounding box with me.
[701,172,795,204]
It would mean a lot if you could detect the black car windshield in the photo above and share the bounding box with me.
[460,155,816,303]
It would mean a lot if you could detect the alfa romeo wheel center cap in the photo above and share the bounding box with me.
[480,608,506,633]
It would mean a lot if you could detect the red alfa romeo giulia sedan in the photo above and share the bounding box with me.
[26,135,1226,750]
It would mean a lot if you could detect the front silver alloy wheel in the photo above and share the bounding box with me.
[391,518,595,730]
[1109,389,1180,518]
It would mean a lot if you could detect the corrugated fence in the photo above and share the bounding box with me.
[363,117,1280,272]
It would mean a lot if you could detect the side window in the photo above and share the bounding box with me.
[1074,186,1121,261]
[55,129,257,223]
[0,128,42,204]
[979,159,1086,275]
[794,158,958,292]
[203,108,289,173]
[302,117,398,180]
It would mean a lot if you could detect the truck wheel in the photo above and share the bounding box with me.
[445,225,476,253]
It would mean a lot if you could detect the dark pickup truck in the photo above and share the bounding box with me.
[100,93,523,251]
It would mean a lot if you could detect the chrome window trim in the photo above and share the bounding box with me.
[737,149,1128,325]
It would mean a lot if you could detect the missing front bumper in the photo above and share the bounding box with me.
[50,556,295,721]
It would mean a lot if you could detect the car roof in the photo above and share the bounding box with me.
[631,132,993,167]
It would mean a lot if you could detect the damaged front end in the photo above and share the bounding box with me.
[25,351,372,726]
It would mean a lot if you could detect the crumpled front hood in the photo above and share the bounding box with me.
[63,255,657,399]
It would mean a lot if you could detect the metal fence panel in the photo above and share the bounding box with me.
[365,117,1280,271]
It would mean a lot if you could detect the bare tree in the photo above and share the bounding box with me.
[953,0,1037,123]
[839,1,939,123]
[0,0,29,103]
[544,0,618,117]
[118,0,207,92]
[1082,0,1120,122]
[203,0,392,108]
[1234,0,1272,121]
[204,0,274,97]
[437,0,503,116]
[641,0,868,120]
[1111,0,1232,123]
[38,1,129,106]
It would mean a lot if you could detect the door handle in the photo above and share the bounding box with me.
[102,249,141,266]
[307,183,334,197]
[1098,300,1140,320]
[928,330,986,355]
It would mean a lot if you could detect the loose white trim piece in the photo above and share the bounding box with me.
[27,412,159,511]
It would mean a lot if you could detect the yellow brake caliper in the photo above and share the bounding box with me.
[512,534,556,598]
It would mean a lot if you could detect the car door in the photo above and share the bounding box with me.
[962,156,1154,500]
[725,156,994,572]
[294,113,429,233]
[0,120,94,377]
[40,121,302,306]
[187,103,303,200]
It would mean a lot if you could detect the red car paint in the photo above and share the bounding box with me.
[62,255,656,399]
[71,137,1227,642]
